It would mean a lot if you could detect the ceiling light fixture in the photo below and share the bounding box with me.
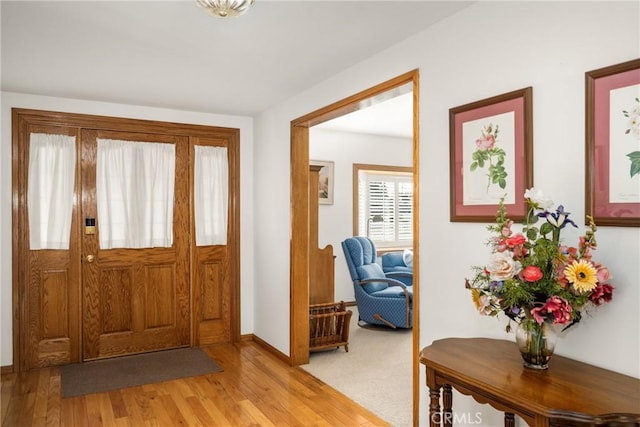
[196,0,255,18]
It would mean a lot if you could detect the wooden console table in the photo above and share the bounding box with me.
[420,338,640,427]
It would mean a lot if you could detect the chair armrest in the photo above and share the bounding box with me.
[357,277,408,288]
[385,271,413,279]
[358,277,411,302]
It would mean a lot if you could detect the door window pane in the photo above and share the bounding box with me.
[28,133,76,250]
[96,139,175,249]
[194,145,228,246]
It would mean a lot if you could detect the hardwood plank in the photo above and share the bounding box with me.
[117,388,148,426]
[238,399,277,427]
[0,370,15,420]
[60,395,88,426]
[1,341,390,426]
[207,342,323,426]
[193,390,235,426]
[137,388,163,423]
[107,390,128,419]
[185,395,216,426]
[154,393,189,426]
[32,368,50,419]
[45,370,61,427]
[6,371,40,426]
[217,361,305,426]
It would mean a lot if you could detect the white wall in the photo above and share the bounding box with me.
[0,92,255,366]
[309,128,412,302]
[254,1,640,425]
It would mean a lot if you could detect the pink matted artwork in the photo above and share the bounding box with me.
[449,87,533,222]
[586,58,640,227]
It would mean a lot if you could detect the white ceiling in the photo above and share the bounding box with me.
[315,91,414,138]
[1,0,472,118]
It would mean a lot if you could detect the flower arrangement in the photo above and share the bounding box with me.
[465,188,614,333]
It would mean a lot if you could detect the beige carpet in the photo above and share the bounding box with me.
[301,307,413,427]
[61,347,223,398]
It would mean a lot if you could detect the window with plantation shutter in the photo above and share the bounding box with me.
[356,165,413,249]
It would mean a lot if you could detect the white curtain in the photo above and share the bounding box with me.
[97,139,175,249]
[28,133,77,250]
[194,145,228,246]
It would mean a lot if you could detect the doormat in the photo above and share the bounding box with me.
[61,347,223,398]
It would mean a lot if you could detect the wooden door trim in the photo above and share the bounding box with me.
[289,69,421,424]
[12,108,241,371]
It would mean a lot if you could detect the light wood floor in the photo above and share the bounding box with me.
[1,341,390,426]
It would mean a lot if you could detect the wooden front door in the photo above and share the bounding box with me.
[13,109,240,370]
[80,129,190,360]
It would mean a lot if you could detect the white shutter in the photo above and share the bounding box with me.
[397,180,413,241]
[358,170,413,247]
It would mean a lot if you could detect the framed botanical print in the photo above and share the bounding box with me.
[450,87,533,222]
[585,58,640,227]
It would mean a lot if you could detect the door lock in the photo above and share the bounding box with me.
[86,255,95,263]
[85,218,96,235]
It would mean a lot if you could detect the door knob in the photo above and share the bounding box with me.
[86,255,95,263]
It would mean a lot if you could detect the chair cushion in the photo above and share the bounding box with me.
[356,263,388,293]
[371,285,413,300]
[381,251,404,269]
[353,236,376,265]
[403,249,413,267]
[381,251,413,286]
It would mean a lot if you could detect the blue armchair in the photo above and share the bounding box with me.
[381,250,413,286]
[341,237,413,329]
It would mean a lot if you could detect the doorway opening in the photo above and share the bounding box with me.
[289,69,420,425]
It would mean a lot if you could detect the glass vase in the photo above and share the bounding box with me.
[515,320,557,369]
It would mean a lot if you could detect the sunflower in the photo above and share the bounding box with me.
[471,288,482,308]
[564,259,598,293]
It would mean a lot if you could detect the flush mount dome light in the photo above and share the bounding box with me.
[196,0,255,18]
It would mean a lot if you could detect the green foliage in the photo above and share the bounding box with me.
[627,151,640,178]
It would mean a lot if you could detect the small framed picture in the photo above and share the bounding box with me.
[449,87,533,222]
[310,160,334,205]
[585,58,640,227]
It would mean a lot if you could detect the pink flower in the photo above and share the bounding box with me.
[596,266,612,284]
[579,235,596,252]
[505,233,528,258]
[501,220,513,237]
[475,135,495,150]
[590,284,614,306]
[566,245,578,259]
[520,265,543,282]
[505,233,526,247]
[511,245,528,258]
[492,236,508,253]
[556,266,569,288]
[545,296,572,324]
[530,296,572,325]
[530,306,546,324]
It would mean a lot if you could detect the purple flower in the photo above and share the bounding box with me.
[537,205,578,229]
[489,281,504,295]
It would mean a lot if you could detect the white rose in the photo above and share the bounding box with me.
[487,251,522,281]
[524,187,554,211]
